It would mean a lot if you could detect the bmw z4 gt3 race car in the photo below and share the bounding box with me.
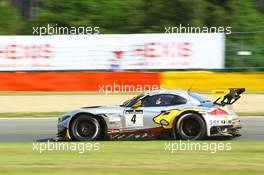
[57,88,245,141]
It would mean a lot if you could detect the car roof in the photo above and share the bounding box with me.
[147,89,189,96]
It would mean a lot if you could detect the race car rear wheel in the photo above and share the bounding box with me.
[176,113,206,140]
[69,114,101,141]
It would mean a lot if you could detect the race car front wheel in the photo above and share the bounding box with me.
[69,114,101,141]
[175,113,206,140]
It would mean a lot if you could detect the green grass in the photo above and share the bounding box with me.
[0,112,262,118]
[0,141,263,175]
[237,112,264,116]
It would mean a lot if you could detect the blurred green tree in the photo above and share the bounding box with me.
[28,0,263,34]
[0,1,24,35]
[29,0,146,34]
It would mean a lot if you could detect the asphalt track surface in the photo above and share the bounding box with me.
[0,117,263,141]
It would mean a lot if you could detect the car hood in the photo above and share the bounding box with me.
[79,105,124,114]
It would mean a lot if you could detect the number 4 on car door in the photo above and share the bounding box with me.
[125,110,143,127]
[131,114,136,124]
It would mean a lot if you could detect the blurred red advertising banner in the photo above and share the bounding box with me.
[0,71,160,91]
[0,34,224,71]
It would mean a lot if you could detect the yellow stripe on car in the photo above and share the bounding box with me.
[65,129,71,140]
[153,108,200,129]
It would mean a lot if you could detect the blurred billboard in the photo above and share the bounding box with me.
[0,33,225,71]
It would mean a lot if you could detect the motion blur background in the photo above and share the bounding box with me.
[0,2,264,175]
[0,0,263,114]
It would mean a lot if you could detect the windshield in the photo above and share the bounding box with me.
[121,94,145,107]
[189,92,209,103]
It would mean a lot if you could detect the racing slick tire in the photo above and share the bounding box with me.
[69,114,101,141]
[175,113,206,140]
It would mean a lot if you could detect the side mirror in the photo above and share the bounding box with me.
[132,100,142,108]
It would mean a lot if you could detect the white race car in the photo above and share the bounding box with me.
[57,88,244,141]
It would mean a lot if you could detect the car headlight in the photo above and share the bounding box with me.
[58,115,71,122]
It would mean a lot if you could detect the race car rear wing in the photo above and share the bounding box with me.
[212,88,245,106]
